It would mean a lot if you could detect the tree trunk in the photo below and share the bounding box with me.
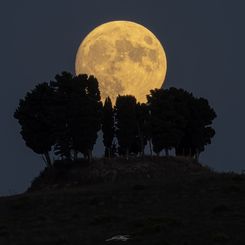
[175,148,179,156]
[44,151,52,168]
[149,139,153,158]
[108,147,111,159]
[156,151,160,157]
[195,149,200,161]
[140,134,145,158]
[105,147,111,159]
[83,152,88,160]
[126,148,129,160]
[73,150,78,161]
[88,150,92,163]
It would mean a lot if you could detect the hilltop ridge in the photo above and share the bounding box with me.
[1,157,245,245]
[28,156,210,192]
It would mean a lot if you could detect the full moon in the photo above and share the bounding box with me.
[75,21,167,104]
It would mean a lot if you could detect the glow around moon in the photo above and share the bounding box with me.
[75,21,167,104]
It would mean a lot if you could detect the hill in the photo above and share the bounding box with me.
[0,157,245,245]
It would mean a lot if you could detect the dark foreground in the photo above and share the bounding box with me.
[0,157,245,245]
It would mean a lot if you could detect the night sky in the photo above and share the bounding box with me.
[1,0,245,195]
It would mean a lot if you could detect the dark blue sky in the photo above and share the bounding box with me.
[1,0,245,195]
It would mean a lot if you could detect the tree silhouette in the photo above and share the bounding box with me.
[147,88,186,156]
[114,95,138,159]
[102,97,114,158]
[50,72,102,162]
[176,96,216,158]
[14,83,56,167]
[49,72,74,160]
[147,87,216,158]
[15,72,102,164]
[14,70,216,164]
[135,103,149,157]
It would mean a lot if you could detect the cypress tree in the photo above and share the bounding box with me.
[51,73,102,162]
[147,88,186,156]
[102,97,114,158]
[114,95,138,159]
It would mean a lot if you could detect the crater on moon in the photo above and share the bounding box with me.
[144,36,153,45]
[75,21,167,104]
[87,39,111,65]
[128,45,146,63]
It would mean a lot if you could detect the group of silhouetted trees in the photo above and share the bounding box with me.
[14,72,216,167]
[14,72,102,166]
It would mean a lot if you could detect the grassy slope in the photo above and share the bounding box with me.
[0,157,245,245]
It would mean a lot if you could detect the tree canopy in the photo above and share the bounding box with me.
[14,72,216,166]
[14,83,56,166]
[51,73,102,161]
[14,72,102,165]
[114,95,138,159]
[102,97,114,158]
[147,87,216,158]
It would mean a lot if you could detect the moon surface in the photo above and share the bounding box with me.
[75,21,167,104]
